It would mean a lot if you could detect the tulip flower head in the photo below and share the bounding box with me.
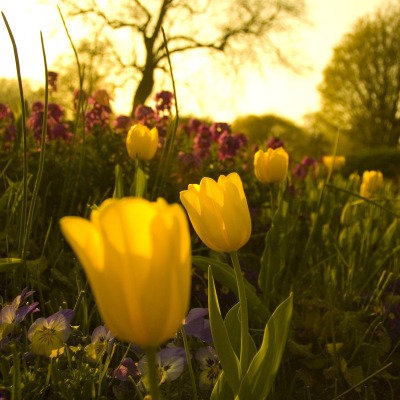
[322,155,346,171]
[126,123,158,161]
[60,197,191,348]
[360,170,383,198]
[180,172,251,253]
[254,147,289,184]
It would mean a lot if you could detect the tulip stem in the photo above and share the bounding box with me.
[230,251,249,373]
[144,347,162,400]
[180,327,198,400]
[131,159,147,198]
[269,184,278,217]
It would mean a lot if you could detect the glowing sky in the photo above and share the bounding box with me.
[0,0,386,123]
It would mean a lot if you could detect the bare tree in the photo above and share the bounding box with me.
[59,0,306,116]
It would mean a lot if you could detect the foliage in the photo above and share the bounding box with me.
[2,80,400,398]
[318,2,400,148]
[342,146,400,183]
[232,113,330,160]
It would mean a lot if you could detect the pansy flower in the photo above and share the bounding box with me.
[195,346,222,390]
[138,347,186,390]
[112,357,139,381]
[0,289,39,345]
[84,325,115,363]
[183,308,212,343]
[27,309,74,357]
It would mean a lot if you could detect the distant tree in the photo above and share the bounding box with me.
[0,78,42,112]
[59,0,306,116]
[232,113,329,160]
[51,37,118,117]
[318,3,400,148]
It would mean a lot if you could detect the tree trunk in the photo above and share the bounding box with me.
[131,67,155,118]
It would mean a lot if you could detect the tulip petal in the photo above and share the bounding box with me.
[180,186,223,252]
[96,198,154,344]
[60,217,104,273]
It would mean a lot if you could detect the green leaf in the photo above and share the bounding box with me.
[113,164,124,199]
[210,372,234,400]
[224,303,257,362]
[193,255,270,325]
[130,159,147,197]
[0,258,23,273]
[238,292,293,400]
[258,188,291,300]
[208,267,241,396]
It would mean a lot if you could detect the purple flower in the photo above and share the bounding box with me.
[193,124,213,158]
[301,156,317,167]
[113,357,139,381]
[292,156,318,180]
[182,118,203,137]
[138,347,186,389]
[85,104,112,133]
[177,151,202,169]
[195,346,221,390]
[291,163,307,180]
[184,308,212,343]
[154,91,174,112]
[210,122,231,140]
[267,136,284,149]
[0,103,14,121]
[48,103,63,123]
[84,325,115,363]
[28,102,71,142]
[134,105,155,127]
[27,309,74,357]
[113,115,133,132]
[0,289,39,346]
[217,131,248,161]
[2,125,17,150]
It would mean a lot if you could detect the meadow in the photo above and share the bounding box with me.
[1,16,400,400]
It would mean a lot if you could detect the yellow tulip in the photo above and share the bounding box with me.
[180,172,251,253]
[59,197,191,348]
[254,147,289,184]
[322,155,346,171]
[126,123,158,161]
[360,170,383,198]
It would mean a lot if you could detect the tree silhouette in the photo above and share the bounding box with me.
[59,0,305,116]
[318,3,400,148]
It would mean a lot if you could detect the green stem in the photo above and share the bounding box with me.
[144,347,161,400]
[180,327,198,400]
[230,251,249,373]
[128,376,144,400]
[269,185,276,217]
[131,159,147,197]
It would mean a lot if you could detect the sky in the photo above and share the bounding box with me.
[0,0,387,124]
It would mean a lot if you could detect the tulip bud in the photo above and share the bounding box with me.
[126,123,158,161]
[60,197,191,348]
[360,170,383,198]
[254,147,289,184]
[321,156,346,171]
[180,172,251,253]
